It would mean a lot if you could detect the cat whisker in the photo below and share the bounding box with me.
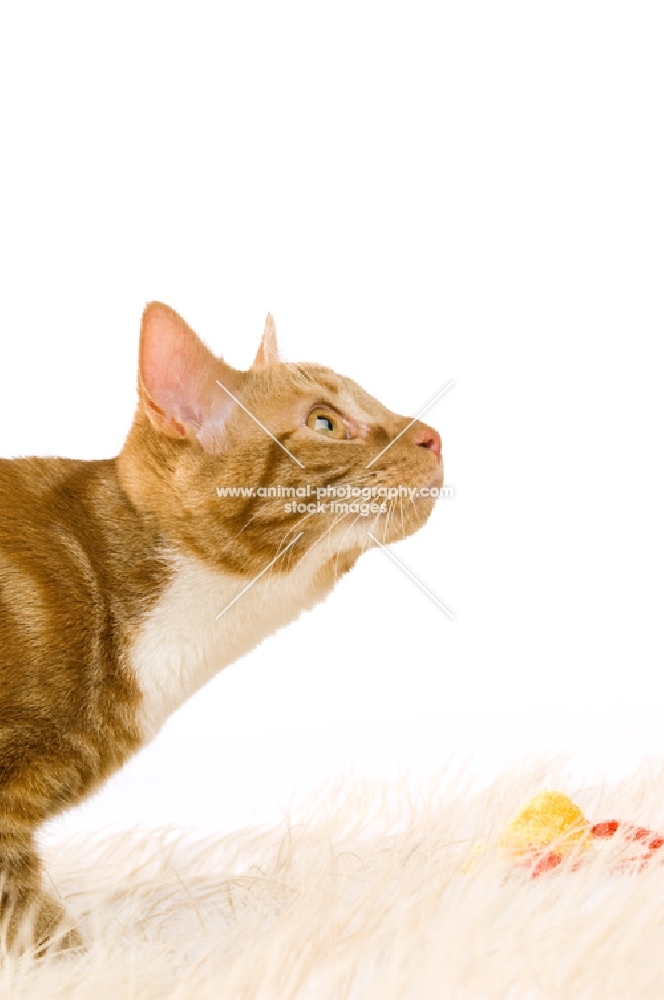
[306,509,355,558]
[335,510,366,558]
[277,509,320,548]
[383,499,395,545]
[236,513,259,537]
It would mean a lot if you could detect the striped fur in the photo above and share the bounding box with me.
[0,302,442,952]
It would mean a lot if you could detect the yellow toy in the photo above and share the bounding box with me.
[500,790,593,875]
[498,789,664,878]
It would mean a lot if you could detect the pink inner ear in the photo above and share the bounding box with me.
[139,302,237,445]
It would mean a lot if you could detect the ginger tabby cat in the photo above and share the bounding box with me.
[0,302,443,953]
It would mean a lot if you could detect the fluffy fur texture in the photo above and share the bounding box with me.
[3,762,664,997]
[0,302,443,951]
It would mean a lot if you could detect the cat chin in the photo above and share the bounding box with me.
[325,511,436,549]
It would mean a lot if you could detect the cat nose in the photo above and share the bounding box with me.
[412,423,442,460]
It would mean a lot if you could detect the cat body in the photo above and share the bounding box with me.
[0,303,442,952]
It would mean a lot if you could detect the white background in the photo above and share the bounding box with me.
[1,2,663,836]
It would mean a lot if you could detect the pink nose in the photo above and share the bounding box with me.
[412,423,442,460]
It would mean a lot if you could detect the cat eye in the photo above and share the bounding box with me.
[306,407,347,440]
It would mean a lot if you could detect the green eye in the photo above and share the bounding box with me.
[306,408,346,439]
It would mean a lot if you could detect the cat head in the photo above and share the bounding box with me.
[118,303,443,577]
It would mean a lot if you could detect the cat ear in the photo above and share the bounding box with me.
[251,313,279,369]
[138,302,239,450]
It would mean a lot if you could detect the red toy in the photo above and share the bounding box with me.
[499,790,664,878]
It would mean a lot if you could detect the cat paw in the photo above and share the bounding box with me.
[3,891,83,958]
[33,894,84,957]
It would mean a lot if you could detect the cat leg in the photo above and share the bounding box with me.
[0,830,82,957]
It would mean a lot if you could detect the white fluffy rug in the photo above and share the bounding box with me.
[4,760,664,999]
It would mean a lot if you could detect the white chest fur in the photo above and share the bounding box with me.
[128,540,343,741]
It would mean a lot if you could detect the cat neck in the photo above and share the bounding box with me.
[128,536,359,741]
